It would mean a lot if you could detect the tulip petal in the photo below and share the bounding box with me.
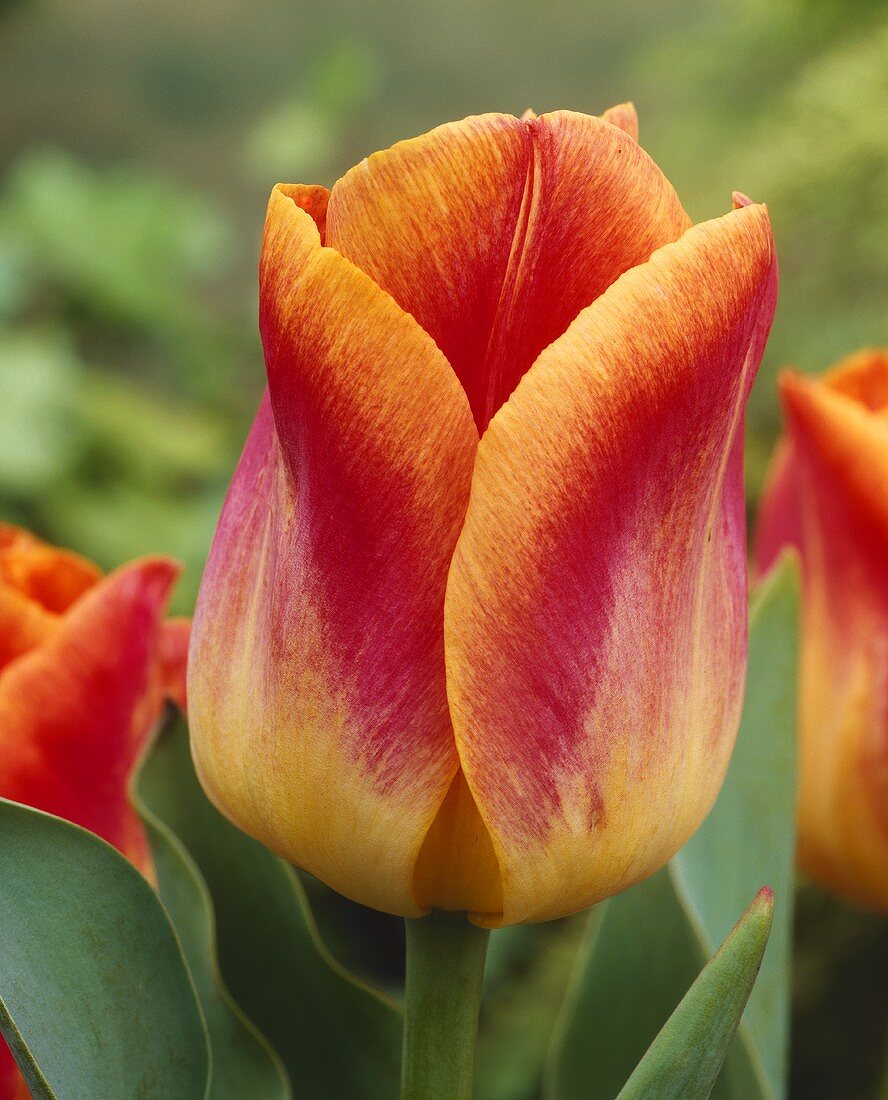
[601,101,639,140]
[755,438,802,578]
[769,362,888,908]
[0,524,100,613]
[274,182,330,241]
[0,585,55,672]
[159,616,191,712]
[325,111,690,430]
[823,346,888,411]
[0,1045,29,1100]
[445,203,776,925]
[189,189,478,917]
[0,558,178,875]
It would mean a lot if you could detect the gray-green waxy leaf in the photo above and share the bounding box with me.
[0,798,209,1100]
[134,753,290,1099]
[617,888,774,1100]
[138,715,402,1100]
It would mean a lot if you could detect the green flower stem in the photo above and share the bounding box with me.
[401,910,491,1100]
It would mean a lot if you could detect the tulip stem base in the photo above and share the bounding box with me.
[401,910,490,1100]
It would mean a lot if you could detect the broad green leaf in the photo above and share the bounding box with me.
[138,715,402,1100]
[0,798,209,1099]
[617,889,774,1100]
[133,763,290,1099]
[673,551,800,1096]
[548,553,799,1100]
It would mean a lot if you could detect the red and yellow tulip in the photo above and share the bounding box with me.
[757,349,888,911]
[189,105,777,926]
[0,524,188,871]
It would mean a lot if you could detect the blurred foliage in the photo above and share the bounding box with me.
[0,0,885,605]
[477,918,589,1100]
[0,147,249,609]
[0,0,886,1095]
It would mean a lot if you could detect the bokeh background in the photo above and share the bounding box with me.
[1,0,886,1096]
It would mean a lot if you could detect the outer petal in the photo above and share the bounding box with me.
[445,203,776,925]
[0,1046,28,1100]
[770,365,888,909]
[0,558,178,875]
[755,438,802,578]
[188,189,478,917]
[325,111,690,430]
[159,616,191,712]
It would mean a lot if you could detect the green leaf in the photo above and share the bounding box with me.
[617,889,774,1100]
[0,798,209,1099]
[133,755,291,1099]
[672,551,800,1095]
[138,715,403,1100]
[547,553,800,1100]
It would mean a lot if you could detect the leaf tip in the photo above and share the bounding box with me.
[753,884,774,909]
[743,886,775,944]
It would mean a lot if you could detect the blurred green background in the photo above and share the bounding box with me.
[1,0,886,1096]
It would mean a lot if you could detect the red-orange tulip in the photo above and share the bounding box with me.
[0,524,187,868]
[190,105,777,926]
[757,350,888,911]
[0,525,187,1098]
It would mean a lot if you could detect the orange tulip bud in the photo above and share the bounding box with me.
[190,107,777,925]
[757,350,888,911]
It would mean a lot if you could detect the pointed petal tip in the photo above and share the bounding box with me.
[266,182,330,243]
[601,101,639,140]
[777,369,823,421]
[102,557,181,632]
[776,367,802,394]
[732,193,773,228]
[119,556,181,602]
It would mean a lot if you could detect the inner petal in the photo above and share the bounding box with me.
[326,110,690,432]
[825,349,888,414]
[0,526,100,613]
[413,768,502,915]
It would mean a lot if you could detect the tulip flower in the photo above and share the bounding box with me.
[190,104,777,927]
[0,524,186,871]
[756,349,888,912]
[0,525,187,1100]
